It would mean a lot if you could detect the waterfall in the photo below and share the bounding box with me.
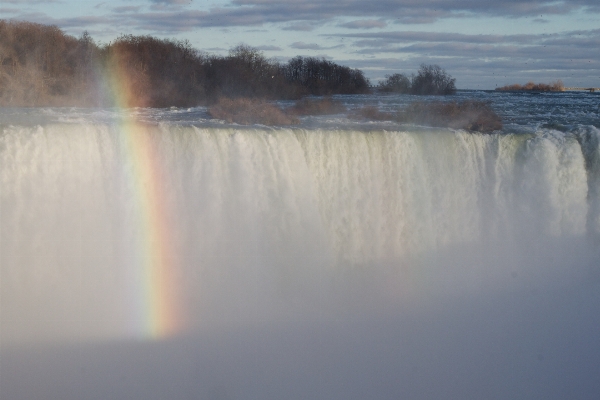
[1,124,599,344]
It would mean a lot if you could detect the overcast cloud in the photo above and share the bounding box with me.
[208,0,600,24]
[9,0,599,31]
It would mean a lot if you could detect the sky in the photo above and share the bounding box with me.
[1,0,599,89]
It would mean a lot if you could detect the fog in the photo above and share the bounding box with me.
[1,124,600,399]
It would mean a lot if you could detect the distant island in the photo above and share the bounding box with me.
[495,80,564,92]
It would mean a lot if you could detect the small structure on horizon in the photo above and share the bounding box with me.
[564,87,599,93]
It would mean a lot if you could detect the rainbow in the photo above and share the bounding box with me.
[105,54,185,340]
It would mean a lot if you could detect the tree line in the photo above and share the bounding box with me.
[0,20,456,107]
[0,21,371,107]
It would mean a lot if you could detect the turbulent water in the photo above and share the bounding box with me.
[1,91,600,399]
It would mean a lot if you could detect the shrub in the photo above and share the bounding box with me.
[351,100,502,132]
[495,80,564,92]
[403,101,502,132]
[288,97,347,116]
[410,64,456,95]
[349,106,394,121]
[208,97,299,125]
[377,73,411,93]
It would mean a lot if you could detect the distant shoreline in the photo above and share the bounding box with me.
[478,89,599,94]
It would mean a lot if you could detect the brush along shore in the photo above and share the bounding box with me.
[209,97,502,132]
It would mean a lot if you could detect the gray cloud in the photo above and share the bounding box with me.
[194,0,600,27]
[281,22,321,31]
[39,0,598,35]
[341,29,600,50]
[0,0,57,3]
[292,42,317,50]
[150,0,191,4]
[384,42,598,64]
[112,6,143,13]
[16,0,597,38]
[290,42,344,50]
[339,19,387,29]
[255,45,282,51]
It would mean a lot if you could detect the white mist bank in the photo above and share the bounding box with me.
[1,124,600,399]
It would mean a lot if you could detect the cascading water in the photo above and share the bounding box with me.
[1,95,600,399]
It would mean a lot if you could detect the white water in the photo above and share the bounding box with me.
[2,122,600,399]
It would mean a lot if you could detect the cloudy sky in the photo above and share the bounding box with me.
[2,0,599,89]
